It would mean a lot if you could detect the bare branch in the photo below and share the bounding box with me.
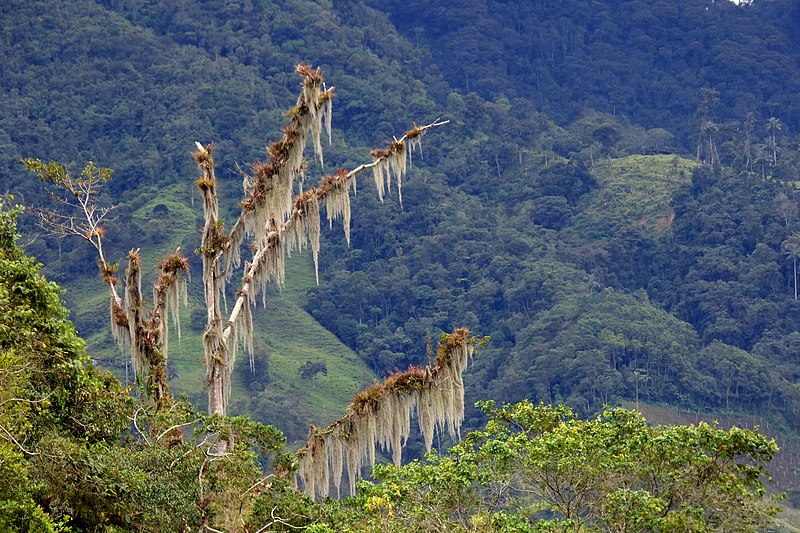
[0,423,39,456]
[154,419,199,444]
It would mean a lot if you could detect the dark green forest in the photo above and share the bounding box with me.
[3,0,800,530]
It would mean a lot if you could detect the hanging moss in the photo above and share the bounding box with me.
[295,329,479,500]
[233,287,254,372]
[325,182,351,246]
[154,251,190,363]
[286,192,322,284]
[124,250,145,377]
[189,66,446,422]
[370,134,424,208]
[109,297,130,351]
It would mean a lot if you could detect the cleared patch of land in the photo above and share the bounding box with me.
[570,154,698,241]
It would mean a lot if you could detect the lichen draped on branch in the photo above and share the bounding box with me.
[119,248,189,409]
[295,329,481,500]
[193,64,447,419]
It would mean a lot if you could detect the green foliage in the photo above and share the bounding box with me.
[1,199,300,531]
[299,360,328,380]
[569,155,697,242]
[375,0,800,150]
[0,443,65,533]
[323,401,781,532]
[4,0,800,502]
[495,289,701,412]
[0,199,130,441]
[26,408,290,532]
[22,158,112,186]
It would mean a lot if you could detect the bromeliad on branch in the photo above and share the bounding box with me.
[295,329,486,500]
[23,158,190,411]
[27,65,457,471]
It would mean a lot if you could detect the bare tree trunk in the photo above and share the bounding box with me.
[194,145,227,419]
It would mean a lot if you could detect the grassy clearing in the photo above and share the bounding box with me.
[569,154,698,241]
[234,253,376,440]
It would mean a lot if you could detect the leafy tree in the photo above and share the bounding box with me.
[1,200,299,530]
[0,204,67,532]
[299,360,328,380]
[319,401,781,532]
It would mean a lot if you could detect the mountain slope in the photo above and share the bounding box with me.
[371,0,800,147]
[4,0,800,462]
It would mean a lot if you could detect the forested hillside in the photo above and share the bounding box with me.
[3,0,800,527]
[372,0,800,149]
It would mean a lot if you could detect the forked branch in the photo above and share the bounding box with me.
[193,64,447,420]
[24,157,190,410]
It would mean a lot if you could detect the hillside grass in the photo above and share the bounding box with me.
[569,154,698,241]
[240,252,376,438]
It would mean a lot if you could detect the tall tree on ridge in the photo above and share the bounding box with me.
[782,232,800,300]
[767,116,782,165]
[695,87,719,162]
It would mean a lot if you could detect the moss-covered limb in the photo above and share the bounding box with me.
[151,250,190,367]
[294,329,483,500]
[124,250,145,377]
[221,64,334,286]
[22,159,184,411]
[248,121,449,298]
[206,118,446,420]
[121,248,189,411]
[190,65,448,425]
[190,65,331,422]
[221,119,449,341]
[192,142,230,423]
[190,62,447,422]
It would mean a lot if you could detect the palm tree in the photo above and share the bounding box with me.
[742,112,755,170]
[703,120,720,165]
[695,88,719,161]
[767,117,782,164]
[755,144,770,178]
[781,232,800,300]
[764,135,780,168]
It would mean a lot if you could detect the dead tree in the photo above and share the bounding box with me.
[28,65,479,476]
[192,64,447,419]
